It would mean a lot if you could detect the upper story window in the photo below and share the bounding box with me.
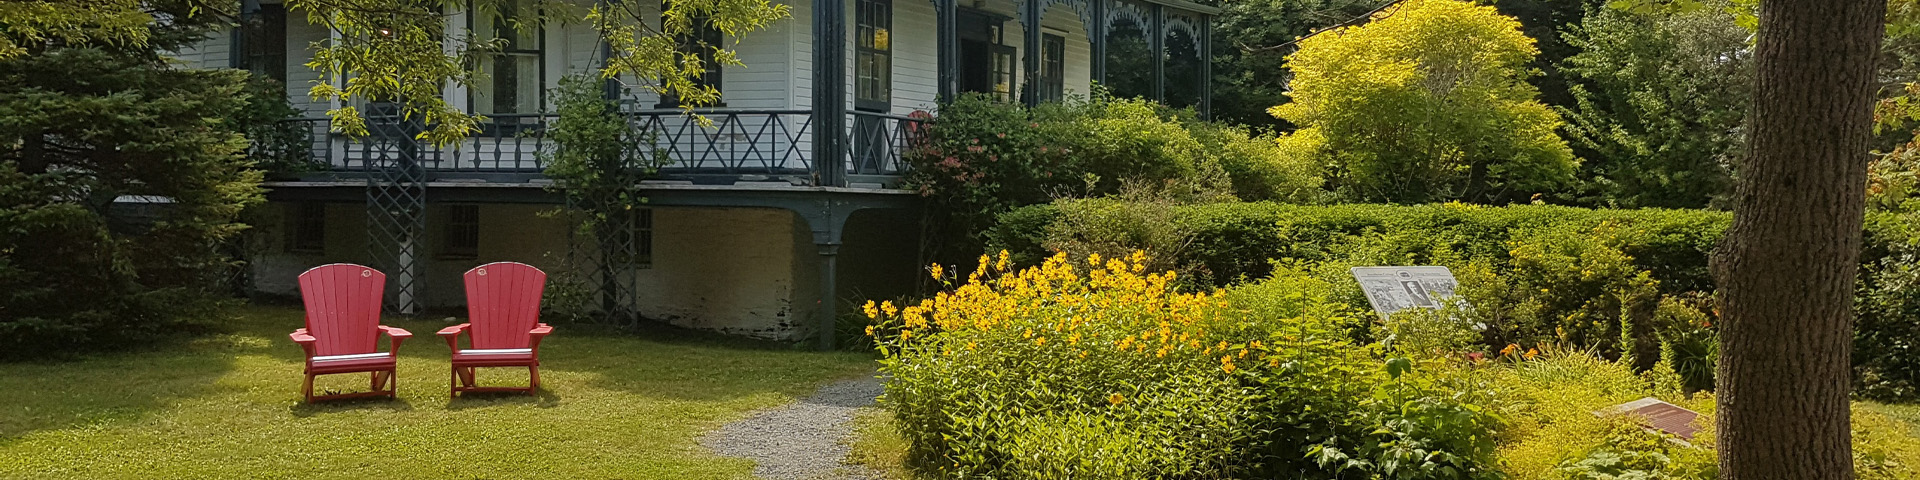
[659,9,724,108]
[1039,33,1064,103]
[239,3,288,94]
[473,0,543,121]
[855,0,892,111]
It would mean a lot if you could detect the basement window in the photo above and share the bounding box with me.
[287,202,326,254]
[442,205,481,259]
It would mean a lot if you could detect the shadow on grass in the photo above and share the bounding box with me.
[447,389,563,410]
[0,338,238,441]
[287,397,417,418]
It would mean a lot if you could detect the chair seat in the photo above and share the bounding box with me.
[451,348,537,367]
[307,352,396,374]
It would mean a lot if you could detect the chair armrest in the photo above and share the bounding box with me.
[378,325,412,353]
[289,328,317,357]
[529,324,554,351]
[438,323,470,351]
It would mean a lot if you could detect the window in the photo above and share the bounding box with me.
[659,10,724,107]
[442,205,480,259]
[855,0,892,111]
[989,44,1016,101]
[287,203,326,254]
[958,10,1015,102]
[240,4,288,93]
[1039,33,1064,103]
[633,208,653,268]
[473,0,543,127]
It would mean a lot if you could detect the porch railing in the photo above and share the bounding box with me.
[266,109,923,184]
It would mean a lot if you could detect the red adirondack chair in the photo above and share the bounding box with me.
[439,262,552,396]
[290,263,412,402]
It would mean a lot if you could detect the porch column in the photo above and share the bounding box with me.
[1150,3,1164,102]
[1090,0,1105,84]
[1200,15,1212,119]
[816,243,841,350]
[936,0,960,102]
[1020,0,1043,107]
[813,0,849,187]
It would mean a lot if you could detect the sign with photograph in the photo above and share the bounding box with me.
[1349,266,1462,320]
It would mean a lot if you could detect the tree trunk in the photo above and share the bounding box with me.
[1712,0,1885,479]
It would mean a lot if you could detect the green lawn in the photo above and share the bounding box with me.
[0,306,875,479]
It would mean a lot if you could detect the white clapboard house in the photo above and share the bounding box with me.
[175,0,1218,346]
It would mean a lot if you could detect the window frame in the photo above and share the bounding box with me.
[239,3,289,93]
[657,10,725,108]
[286,202,326,255]
[441,204,481,259]
[470,0,546,136]
[854,0,893,112]
[633,208,654,268]
[1039,33,1064,103]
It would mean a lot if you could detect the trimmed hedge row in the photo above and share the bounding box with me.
[992,202,1727,290]
[988,200,1920,399]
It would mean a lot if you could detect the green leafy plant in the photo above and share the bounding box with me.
[1269,0,1576,204]
[1,7,262,358]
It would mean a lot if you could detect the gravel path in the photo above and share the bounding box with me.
[702,374,886,480]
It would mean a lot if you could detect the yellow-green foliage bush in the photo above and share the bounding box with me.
[869,253,1501,479]
[1487,349,1920,480]
[1270,0,1575,204]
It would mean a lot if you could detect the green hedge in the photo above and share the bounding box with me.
[988,200,1920,399]
[992,201,1727,290]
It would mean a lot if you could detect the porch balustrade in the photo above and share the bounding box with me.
[266,109,924,186]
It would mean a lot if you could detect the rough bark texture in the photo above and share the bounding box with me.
[1711,0,1885,479]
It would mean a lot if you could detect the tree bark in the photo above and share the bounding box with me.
[1712,0,1885,479]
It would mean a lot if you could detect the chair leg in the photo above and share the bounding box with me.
[302,373,314,403]
[449,366,458,397]
[529,365,540,394]
[371,371,381,392]
[387,369,398,398]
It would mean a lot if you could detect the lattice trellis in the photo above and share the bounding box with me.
[561,194,646,328]
[554,113,662,328]
[363,103,428,315]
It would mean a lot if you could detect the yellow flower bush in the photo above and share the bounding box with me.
[868,251,1490,479]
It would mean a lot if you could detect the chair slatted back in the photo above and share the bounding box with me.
[463,262,547,350]
[298,264,387,356]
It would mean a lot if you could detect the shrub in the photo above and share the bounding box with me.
[903,94,1322,266]
[1857,211,1920,399]
[993,201,1729,364]
[1185,121,1325,203]
[1,48,262,358]
[1271,0,1576,204]
[869,252,1500,479]
[1487,349,1920,480]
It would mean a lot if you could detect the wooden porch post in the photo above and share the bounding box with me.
[813,0,849,187]
[1090,0,1105,85]
[936,0,959,102]
[1150,3,1163,102]
[817,243,840,350]
[1199,14,1211,119]
[1021,0,1043,107]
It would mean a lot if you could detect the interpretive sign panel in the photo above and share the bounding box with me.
[1350,266,1462,320]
